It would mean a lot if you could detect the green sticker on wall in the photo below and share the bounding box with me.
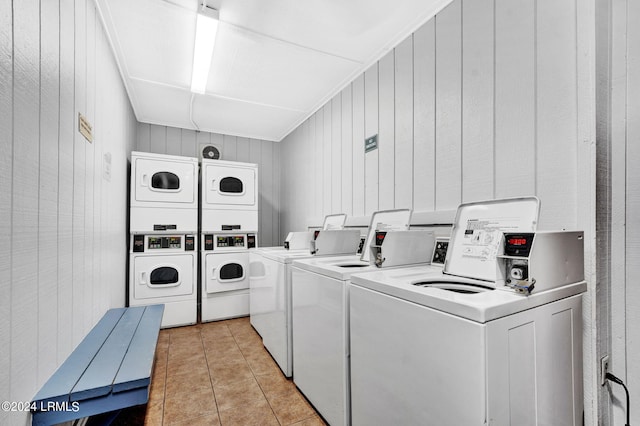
[365,134,378,153]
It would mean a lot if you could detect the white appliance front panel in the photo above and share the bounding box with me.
[202,162,257,208]
[132,156,197,207]
[205,252,250,293]
[131,254,195,300]
[249,252,290,376]
[349,284,583,426]
[201,209,259,233]
[291,266,349,426]
[129,207,197,234]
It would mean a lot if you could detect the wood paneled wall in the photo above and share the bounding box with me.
[280,0,597,422]
[136,123,281,247]
[281,0,590,230]
[0,0,136,424]
[602,0,640,424]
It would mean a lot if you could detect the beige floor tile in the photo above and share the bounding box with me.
[245,352,282,376]
[200,323,233,340]
[218,398,280,426]
[163,386,217,425]
[268,390,318,425]
[165,412,221,426]
[165,368,213,395]
[214,377,267,411]
[116,317,322,425]
[255,373,297,398]
[209,361,255,386]
[143,398,164,426]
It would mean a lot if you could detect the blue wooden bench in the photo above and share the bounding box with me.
[31,305,164,426]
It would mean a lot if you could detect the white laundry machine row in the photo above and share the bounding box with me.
[348,197,587,426]
[248,213,355,377]
[129,233,198,328]
[201,232,258,322]
[129,151,199,233]
[290,209,437,426]
[200,159,258,232]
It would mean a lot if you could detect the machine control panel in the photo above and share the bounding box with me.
[149,236,181,249]
[131,234,195,253]
[217,235,245,248]
[203,233,257,251]
[504,233,534,257]
[497,231,584,295]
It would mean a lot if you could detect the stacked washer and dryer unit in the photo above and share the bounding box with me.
[129,153,259,327]
[200,159,258,322]
[128,152,199,328]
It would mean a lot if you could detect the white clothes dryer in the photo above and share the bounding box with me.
[201,232,257,322]
[129,234,197,328]
[129,151,198,233]
[290,209,434,426]
[200,159,258,232]
[348,197,586,426]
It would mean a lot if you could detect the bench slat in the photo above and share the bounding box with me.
[32,308,127,404]
[113,304,164,393]
[70,307,146,402]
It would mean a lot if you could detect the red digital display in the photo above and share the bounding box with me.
[508,238,528,246]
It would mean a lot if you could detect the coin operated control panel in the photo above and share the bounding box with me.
[309,229,361,256]
[202,233,257,252]
[496,231,584,295]
[131,234,196,253]
[284,231,313,250]
[369,230,435,268]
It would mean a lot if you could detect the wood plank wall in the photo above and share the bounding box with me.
[281,0,587,231]
[604,0,640,424]
[136,123,281,247]
[280,0,597,422]
[0,0,137,423]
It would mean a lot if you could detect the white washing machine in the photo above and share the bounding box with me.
[290,209,433,426]
[129,234,197,328]
[200,159,258,232]
[201,232,257,322]
[348,197,586,426]
[129,151,198,233]
[248,213,352,377]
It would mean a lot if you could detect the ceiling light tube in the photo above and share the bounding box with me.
[190,3,219,94]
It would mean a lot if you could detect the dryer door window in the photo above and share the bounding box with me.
[151,172,180,191]
[205,253,250,293]
[220,263,244,281]
[150,266,179,285]
[219,177,244,194]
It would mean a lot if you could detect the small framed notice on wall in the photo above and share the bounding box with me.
[365,134,378,153]
[78,113,93,142]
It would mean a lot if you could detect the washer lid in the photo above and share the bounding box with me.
[322,213,347,230]
[360,209,412,263]
[443,197,540,283]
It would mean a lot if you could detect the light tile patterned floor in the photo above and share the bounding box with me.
[113,317,326,426]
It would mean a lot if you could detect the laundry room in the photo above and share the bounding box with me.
[0,0,637,425]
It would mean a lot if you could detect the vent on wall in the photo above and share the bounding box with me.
[200,144,221,160]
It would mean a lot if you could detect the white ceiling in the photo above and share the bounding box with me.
[96,0,451,142]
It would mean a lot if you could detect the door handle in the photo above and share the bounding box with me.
[140,271,147,284]
[142,174,148,187]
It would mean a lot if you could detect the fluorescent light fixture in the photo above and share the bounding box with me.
[190,3,219,94]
